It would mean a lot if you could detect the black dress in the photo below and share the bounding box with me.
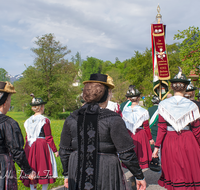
[0,114,32,190]
[59,106,144,190]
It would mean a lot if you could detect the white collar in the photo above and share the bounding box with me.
[122,105,149,134]
[159,96,199,132]
[24,115,47,146]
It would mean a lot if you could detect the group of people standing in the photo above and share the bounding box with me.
[0,67,200,190]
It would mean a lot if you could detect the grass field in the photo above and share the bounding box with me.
[7,111,67,190]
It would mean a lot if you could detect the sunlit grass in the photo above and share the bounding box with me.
[7,111,66,190]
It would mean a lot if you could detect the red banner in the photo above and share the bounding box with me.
[151,24,170,80]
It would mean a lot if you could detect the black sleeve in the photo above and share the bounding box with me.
[110,116,135,153]
[119,150,144,180]
[109,116,144,179]
[59,148,71,177]
[4,119,32,174]
[59,117,73,177]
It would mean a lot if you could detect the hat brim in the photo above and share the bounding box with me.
[169,79,190,84]
[125,93,141,97]
[0,89,16,94]
[186,87,197,92]
[83,80,115,89]
[30,102,47,106]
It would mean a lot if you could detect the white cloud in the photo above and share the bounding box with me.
[0,0,200,75]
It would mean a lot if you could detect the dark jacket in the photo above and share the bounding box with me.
[0,114,32,174]
[59,107,144,180]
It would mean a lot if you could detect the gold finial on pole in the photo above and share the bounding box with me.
[156,4,162,24]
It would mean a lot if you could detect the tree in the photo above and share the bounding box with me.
[0,68,10,81]
[71,52,83,68]
[80,57,105,83]
[174,26,200,86]
[123,49,153,97]
[166,43,181,77]
[13,33,80,117]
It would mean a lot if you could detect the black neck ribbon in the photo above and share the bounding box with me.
[77,103,99,190]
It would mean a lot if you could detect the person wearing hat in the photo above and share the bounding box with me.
[0,81,36,189]
[122,86,154,169]
[152,67,200,190]
[21,94,59,190]
[184,80,200,112]
[59,73,146,190]
[120,85,134,112]
[148,96,160,151]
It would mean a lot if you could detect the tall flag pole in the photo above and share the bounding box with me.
[151,5,170,100]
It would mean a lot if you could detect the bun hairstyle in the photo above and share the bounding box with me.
[171,82,187,92]
[31,105,42,113]
[83,83,106,103]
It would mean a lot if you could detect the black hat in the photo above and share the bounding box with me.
[30,93,47,106]
[186,79,197,92]
[125,85,141,97]
[83,74,115,89]
[151,96,160,104]
[169,67,190,84]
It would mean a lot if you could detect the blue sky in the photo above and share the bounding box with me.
[1,0,200,76]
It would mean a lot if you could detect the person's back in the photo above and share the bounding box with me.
[152,67,200,190]
[59,74,146,190]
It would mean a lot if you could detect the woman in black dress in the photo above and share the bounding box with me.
[59,74,146,190]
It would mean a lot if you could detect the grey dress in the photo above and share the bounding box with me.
[59,106,144,190]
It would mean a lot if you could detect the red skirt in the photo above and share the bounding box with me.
[21,138,56,187]
[159,130,200,190]
[128,129,152,169]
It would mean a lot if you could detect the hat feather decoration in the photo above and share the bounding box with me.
[30,93,36,104]
[177,67,182,79]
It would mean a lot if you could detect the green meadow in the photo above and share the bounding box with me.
[7,111,67,190]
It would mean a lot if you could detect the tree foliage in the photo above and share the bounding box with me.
[13,33,81,117]
[174,26,200,85]
[0,68,10,81]
[123,49,153,97]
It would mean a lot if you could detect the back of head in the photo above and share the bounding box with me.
[125,85,141,102]
[82,73,114,104]
[0,81,16,106]
[169,67,189,93]
[30,93,47,113]
[151,95,160,104]
[83,83,106,103]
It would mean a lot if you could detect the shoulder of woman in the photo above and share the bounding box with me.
[4,116,19,126]
[99,108,121,119]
